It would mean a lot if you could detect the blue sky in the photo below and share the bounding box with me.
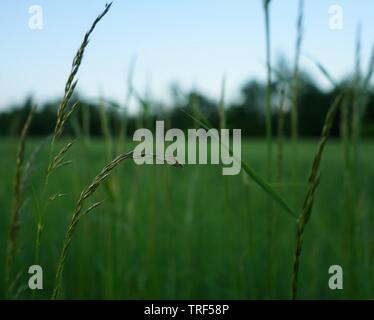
[1,0,373,111]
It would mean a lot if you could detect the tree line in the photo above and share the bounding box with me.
[1,73,373,138]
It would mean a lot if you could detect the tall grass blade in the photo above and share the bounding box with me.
[291,0,304,146]
[262,0,273,179]
[5,106,35,297]
[291,93,343,299]
[181,109,297,219]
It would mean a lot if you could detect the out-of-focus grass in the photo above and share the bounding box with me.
[0,138,373,299]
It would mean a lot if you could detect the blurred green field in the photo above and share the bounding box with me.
[0,138,373,299]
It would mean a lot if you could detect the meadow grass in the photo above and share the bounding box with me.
[1,139,374,299]
[52,150,181,299]
[2,1,374,301]
[5,107,35,297]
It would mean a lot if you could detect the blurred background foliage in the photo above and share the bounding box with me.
[2,65,373,138]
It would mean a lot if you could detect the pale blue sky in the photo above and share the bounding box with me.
[1,0,373,111]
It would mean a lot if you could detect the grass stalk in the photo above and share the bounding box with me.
[263,0,275,296]
[99,98,114,161]
[263,0,273,179]
[117,58,136,153]
[53,2,112,142]
[341,91,355,295]
[291,0,304,146]
[291,93,343,299]
[31,4,113,289]
[277,86,286,182]
[351,24,362,166]
[5,107,35,297]
[52,150,181,299]
[219,76,226,131]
